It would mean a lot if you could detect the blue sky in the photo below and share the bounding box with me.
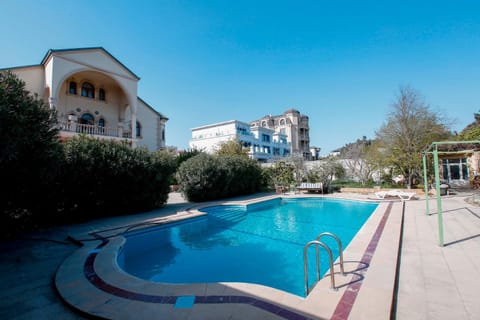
[1,1,479,154]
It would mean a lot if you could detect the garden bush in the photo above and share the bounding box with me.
[177,153,262,202]
[60,136,176,220]
[0,71,63,235]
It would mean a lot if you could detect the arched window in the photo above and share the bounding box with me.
[79,113,94,125]
[99,88,105,101]
[280,119,285,126]
[136,121,142,138]
[81,82,95,99]
[261,121,267,127]
[69,81,77,94]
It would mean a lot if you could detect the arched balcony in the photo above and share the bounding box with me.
[55,70,136,142]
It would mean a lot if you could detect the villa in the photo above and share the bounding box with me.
[1,47,168,151]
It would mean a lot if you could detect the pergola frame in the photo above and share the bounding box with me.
[422,140,480,246]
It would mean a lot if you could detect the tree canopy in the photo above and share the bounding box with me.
[455,112,480,141]
[0,71,62,230]
[215,140,250,157]
[375,86,451,187]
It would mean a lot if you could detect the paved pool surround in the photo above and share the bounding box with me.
[55,195,404,319]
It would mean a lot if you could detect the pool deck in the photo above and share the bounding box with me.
[1,191,479,319]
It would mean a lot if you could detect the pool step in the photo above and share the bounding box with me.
[210,209,247,224]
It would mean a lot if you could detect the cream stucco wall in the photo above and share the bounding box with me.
[126,99,166,150]
[10,66,45,98]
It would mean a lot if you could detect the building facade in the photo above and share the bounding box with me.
[250,109,311,160]
[190,120,290,162]
[2,47,168,151]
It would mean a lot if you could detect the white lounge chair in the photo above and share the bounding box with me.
[396,191,416,200]
[374,190,416,201]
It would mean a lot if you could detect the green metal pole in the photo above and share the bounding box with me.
[422,154,430,215]
[433,148,444,246]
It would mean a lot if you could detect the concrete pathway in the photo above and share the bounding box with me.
[395,193,480,320]
[0,193,192,320]
[1,192,479,319]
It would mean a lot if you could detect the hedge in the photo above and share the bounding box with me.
[177,153,263,202]
[59,136,176,221]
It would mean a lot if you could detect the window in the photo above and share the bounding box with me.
[99,88,105,101]
[237,126,248,135]
[79,113,94,125]
[261,121,267,127]
[69,81,77,94]
[162,129,165,141]
[240,141,251,147]
[262,134,270,142]
[136,121,142,138]
[81,82,95,98]
[279,119,285,126]
[442,158,469,181]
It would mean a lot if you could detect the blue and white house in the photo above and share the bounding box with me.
[190,120,290,162]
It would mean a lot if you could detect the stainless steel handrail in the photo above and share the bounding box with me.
[303,240,337,295]
[316,232,345,276]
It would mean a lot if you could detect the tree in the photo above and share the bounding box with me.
[215,140,250,157]
[0,71,62,232]
[338,137,376,184]
[288,153,306,185]
[456,112,480,141]
[265,161,296,188]
[306,156,345,191]
[375,86,451,188]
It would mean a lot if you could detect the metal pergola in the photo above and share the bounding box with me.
[422,140,480,246]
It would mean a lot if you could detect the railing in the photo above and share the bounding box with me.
[58,121,132,138]
[303,232,345,295]
[316,232,345,276]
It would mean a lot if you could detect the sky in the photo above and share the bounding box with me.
[1,1,479,154]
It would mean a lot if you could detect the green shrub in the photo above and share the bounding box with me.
[177,153,262,202]
[0,71,63,235]
[262,161,295,189]
[60,136,175,220]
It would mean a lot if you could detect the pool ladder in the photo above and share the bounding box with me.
[303,232,345,295]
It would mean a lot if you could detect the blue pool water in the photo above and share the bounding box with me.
[118,198,378,297]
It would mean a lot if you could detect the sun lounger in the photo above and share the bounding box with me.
[297,182,323,194]
[374,190,416,201]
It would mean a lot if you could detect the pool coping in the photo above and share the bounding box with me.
[55,195,404,319]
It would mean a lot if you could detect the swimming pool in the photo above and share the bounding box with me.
[118,198,378,297]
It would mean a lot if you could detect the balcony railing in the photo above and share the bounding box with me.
[58,121,132,139]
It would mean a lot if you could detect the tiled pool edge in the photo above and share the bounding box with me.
[330,202,394,320]
[55,196,403,320]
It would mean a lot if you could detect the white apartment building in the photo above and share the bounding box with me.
[190,120,291,162]
[251,109,311,160]
[2,47,168,151]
